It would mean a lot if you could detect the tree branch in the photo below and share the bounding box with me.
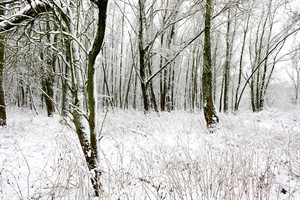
[90,0,99,6]
[145,4,229,84]
[0,0,19,6]
[0,0,52,33]
[236,27,300,108]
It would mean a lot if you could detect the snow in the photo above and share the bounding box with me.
[0,0,51,31]
[0,107,300,199]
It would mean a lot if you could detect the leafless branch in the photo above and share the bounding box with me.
[0,0,52,33]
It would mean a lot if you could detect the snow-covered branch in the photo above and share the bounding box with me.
[0,0,52,33]
[90,0,99,5]
[0,0,19,6]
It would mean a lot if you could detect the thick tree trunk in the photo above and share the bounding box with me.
[40,51,55,117]
[0,8,6,125]
[0,38,6,126]
[138,0,150,112]
[202,0,218,129]
[43,20,56,117]
[42,78,55,117]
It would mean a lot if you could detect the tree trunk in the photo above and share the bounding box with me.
[118,6,125,108]
[61,42,70,116]
[234,6,250,111]
[219,75,224,112]
[0,7,7,125]
[159,34,166,111]
[184,58,190,111]
[191,47,198,111]
[42,78,55,117]
[138,0,150,112]
[124,37,136,109]
[133,68,138,110]
[86,0,109,196]
[0,36,6,126]
[59,0,108,195]
[202,0,218,129]
[222,9,231,113]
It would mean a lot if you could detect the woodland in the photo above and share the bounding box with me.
[0,0,300,198]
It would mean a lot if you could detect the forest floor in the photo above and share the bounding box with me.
[0,106,300,199]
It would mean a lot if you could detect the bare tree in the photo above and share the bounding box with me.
[0,5,6,125]
[86,0,108,195]
[1,0,108,195]
[128,0,199,112]
[234,0,300,111]
[54,0,108,195]
[233,0,252,111]
[287,45,300,104]
[203,0,219,128]
[219,6,237,113]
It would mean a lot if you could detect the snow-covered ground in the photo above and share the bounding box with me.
[0,107,299,199]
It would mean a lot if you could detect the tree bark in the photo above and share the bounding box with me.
[86,0,108,196]
[202,0,218,129]
[222,8,231,113]
[0,38,6,126]
[61,38,70,116]
[42,77,55,117]
[0,7,7,125]
[138,0,150,112]
[234,6,251,111]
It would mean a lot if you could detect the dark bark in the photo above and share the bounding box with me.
[61,39,70,116]
[86,0,108,196]
[0,37,6,126]
[40,51,55,117]
[42,20,56,117]
[138,0,150,112]
[0,8,6,125]
[219,75,224,112]
[191,47,198,111]
[159,34,166,111]
[202,0,218,129]
[42,78,55,117]
[148,63,159,112]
